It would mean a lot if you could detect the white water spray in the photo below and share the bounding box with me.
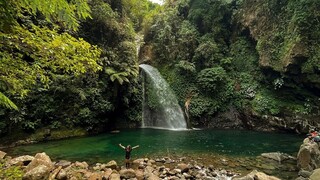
[140,64,187,130]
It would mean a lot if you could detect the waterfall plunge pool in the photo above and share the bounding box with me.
[5,128,303,164]
[3,128,304,179]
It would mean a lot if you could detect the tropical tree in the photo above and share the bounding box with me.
[0,0,101,110]
[0,0,91,32]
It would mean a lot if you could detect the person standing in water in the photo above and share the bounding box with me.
[119,143,139,168]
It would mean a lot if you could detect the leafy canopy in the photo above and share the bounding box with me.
[0,0,91,31]
[0,0,101,110]
[0,25,101,97]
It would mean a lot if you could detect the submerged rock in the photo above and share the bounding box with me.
[55,160,71,168]
[177,163,189,173]
[261,152,295,163]
[232,170,280,180]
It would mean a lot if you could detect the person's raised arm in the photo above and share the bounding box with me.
[132,145,139,149]
[119,143,125,149]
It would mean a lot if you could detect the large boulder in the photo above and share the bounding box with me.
[109,172,120,180]
[22,152,54,180]
[120,168,136,179]
[10,155,34,165]
[135,169,144,180]
[26,152,54,172]
[102,168,113,179]
[23,164,50,180]
[297,138,320,171]
[105,160,117,169]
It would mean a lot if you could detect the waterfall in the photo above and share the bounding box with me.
[140,64,187,130]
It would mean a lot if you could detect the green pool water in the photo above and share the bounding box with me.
[6,129,303,164]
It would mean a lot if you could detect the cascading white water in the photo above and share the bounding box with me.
[140,64,187,130]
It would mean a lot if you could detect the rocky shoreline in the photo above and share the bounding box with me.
[0,150,285,180]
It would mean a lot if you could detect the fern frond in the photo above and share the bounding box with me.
[105,68,116,75]
[0,92,18,110]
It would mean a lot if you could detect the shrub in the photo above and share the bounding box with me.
[197,67,227,93]
[0,162,23,180]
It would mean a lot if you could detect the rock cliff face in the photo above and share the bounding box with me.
[197,0,320,133]
[237,0,320,89]
[206,106,320,134]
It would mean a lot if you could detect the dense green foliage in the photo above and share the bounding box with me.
[0,0,98,109]
[0,0,91,32]
[0,0,105,136]
[0,161,23,180]
[143,0,320,126]
[0,0,320,140]
[143,0,234,125]
[0,0,158,138]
